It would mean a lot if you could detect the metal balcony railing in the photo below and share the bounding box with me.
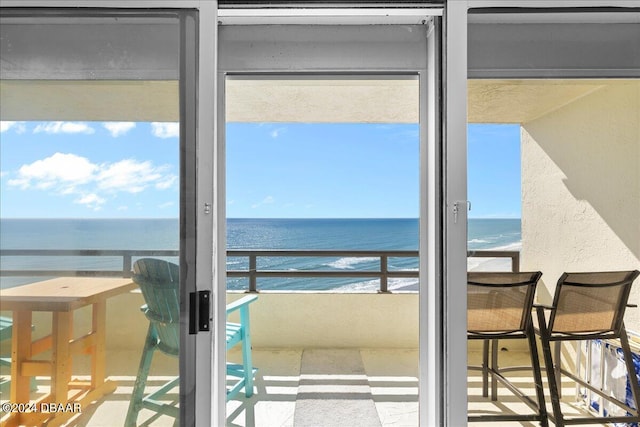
[227,249,419,293]
[0,249,520,292]
[0,249,179,278]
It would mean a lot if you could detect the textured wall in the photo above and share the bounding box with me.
[521,82,640,332]
[228,292,419,349]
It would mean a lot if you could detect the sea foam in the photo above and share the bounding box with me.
[326,257,378,270]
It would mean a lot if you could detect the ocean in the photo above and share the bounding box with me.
[0,218,520,291]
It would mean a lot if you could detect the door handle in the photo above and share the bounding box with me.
[189,290,211,334]
[453,200,471,224]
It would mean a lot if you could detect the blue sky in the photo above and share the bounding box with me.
[0,121,520,219]
[468,123,521,218]
[0,121,179,218]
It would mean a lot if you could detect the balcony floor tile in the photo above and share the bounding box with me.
[0,349,617,426]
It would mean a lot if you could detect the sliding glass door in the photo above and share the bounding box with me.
[0,9,199,426]
[216,20,446,426]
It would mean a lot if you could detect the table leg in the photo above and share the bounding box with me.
[68,311,74,386]
[1,311,35,427]
[91,301,106,389]
[51,311,72,404]
[10,311,33,404]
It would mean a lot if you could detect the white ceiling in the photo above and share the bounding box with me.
[225,78,419,123]
[0,80,179,122]
[468,79,612,123]
[1,78,635,124]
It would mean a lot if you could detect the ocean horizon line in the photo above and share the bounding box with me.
[2,217,521,291]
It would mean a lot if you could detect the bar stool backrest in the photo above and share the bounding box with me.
[549,270,639,336]
[468,271,542,335]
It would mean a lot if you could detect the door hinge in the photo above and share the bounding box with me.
[189,290,211,334]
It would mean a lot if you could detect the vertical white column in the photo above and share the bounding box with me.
[444,1,469,425]
[421,15,443,427]
[196,1,219,426]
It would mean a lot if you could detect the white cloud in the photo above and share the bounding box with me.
[1,121,26,134]
[252,195,275,209]
[7,152,177,210]
[103,122,135,137]
[74,193,106,210]
[8,153,96,190]
[33,122,94,135]
[158,201,174,209]
[270,127,286,139]
[0,122,14,133]
[155,175,178,190]
[151,122,179,139]
[96,159,166,194]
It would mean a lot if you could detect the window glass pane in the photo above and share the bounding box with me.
[226,77,420,292]
[0,13,182,426]
[225,76,421,425]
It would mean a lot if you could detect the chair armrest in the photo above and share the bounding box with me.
[141,305,176,323]
[226,294,258,314]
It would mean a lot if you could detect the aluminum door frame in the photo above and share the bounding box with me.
[216,13,466,425]
[0,2,217,426]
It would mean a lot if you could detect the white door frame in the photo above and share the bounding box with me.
[214,11,466,426]
[0,2,474,426]
[441,1,469,425]
[0,2,218,426]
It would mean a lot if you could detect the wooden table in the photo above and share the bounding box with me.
[0,277,136,427]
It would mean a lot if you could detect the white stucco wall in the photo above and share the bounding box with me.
[521,81,640,332]
[227,292,419,349]
[0,292,420,357]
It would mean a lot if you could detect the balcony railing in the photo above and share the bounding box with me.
[0,249,179,278]
[0,249,520,292]
[227,249,419,293]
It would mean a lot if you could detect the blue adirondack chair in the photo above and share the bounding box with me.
[125,258,180,427]
[226,294,258,401]
[0,316,15,393]
[125,258,258,425]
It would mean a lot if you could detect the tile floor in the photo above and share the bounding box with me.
[1,349,620,426]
